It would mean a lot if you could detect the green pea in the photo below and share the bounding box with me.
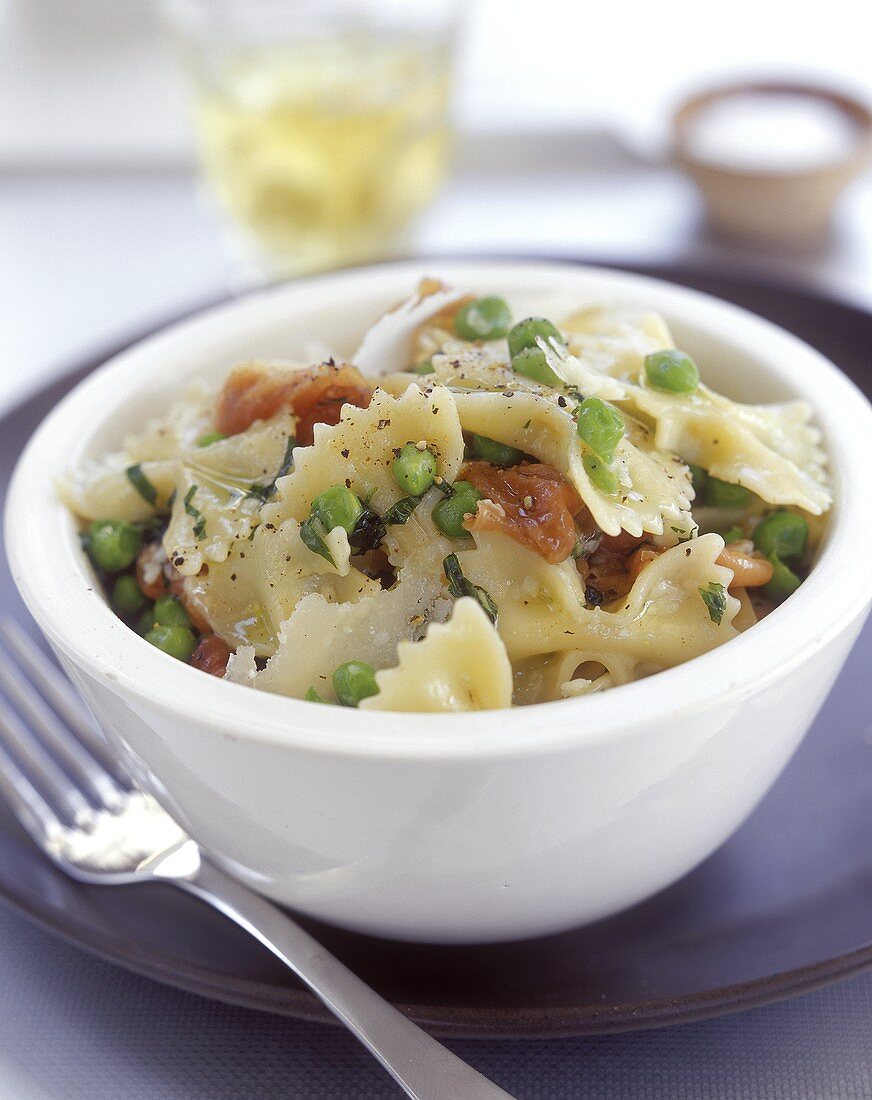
[112,575,147,616]
[432,481,484,538]
[706,477,752,508]
[764,555,802,602]
[136,605,157,635]
[145,624,197,662]
[454,297,512,341]
[153,594,191,628]
[510,346,562,387]
[304,686,327,703]
[644,349,700,394]
[583,453,621,498]
[688,464,708,498]
[753,511,809,563]
[471,435,524,466]
[332,661,379,707]
[507,317,565,358]
[720,526,745,544]
[311,485,364,535]
[86,520,142,573]
[413,359,435,375]
[576,397,624,461]
[196,431,227,447]
[392,443,437,496]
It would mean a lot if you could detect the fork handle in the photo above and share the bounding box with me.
[179,859,517,1100]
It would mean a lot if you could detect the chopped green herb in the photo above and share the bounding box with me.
[572,531,602,559]
[442,553,498,624]
[305,686,327,703]
[126,464,157,506]
[349,506,387,553]
[721,526,745,543]
[383,496,421,526]
[699,582,727,625]
[183,486,207,540]
[247,435,297,500]
[299,515,335,567]
[196,431,227,447]
[413,359,435,375]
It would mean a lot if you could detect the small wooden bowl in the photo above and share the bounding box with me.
[673,80,872,245]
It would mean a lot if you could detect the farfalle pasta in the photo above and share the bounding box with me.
[63,282,831,712]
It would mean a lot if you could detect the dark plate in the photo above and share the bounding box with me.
[1,262,871,1040]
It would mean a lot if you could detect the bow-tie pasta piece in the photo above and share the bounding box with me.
[185,519,379,656]
[360,598,513,712]
[453,390,694,541]
[59,381,216,522]
[561,306,675,381]
[626,384,830,514]
[263,385,465,525]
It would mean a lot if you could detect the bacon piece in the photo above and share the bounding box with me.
[135,542,211,632]
[136,541,173,601]
[215,362,372,445]
[461,461,583,564]
[417,293,475,337]
[190,633,231,677]
[585,540,661,600]
[717,542,774,588]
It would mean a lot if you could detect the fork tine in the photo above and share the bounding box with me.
[0,705,94,827]
[0,739,64,847]
[0,619,132,786]
[0,652,124,811]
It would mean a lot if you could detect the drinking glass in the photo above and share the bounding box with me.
[163,0,461,278]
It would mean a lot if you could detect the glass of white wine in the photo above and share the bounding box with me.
[164,0,461,278]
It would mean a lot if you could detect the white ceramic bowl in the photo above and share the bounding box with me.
[6,261,872,944]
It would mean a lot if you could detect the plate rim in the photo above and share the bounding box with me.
[2,256,872,1039]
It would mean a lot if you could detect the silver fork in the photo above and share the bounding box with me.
[0,618,516,1100]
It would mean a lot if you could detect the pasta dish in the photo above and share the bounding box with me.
[63,282,830,711]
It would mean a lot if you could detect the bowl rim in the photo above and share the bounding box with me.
[6,258,872,761]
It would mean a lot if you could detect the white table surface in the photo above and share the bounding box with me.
[2,157,872,1098]
[4,152,872,414]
